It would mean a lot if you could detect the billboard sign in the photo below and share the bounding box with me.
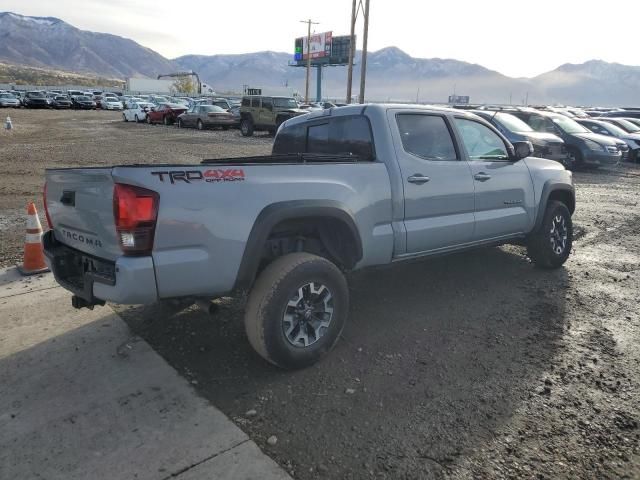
[294,31,332,61]
[448,95,470,104]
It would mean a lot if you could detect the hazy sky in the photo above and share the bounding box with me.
[3,0,639,77]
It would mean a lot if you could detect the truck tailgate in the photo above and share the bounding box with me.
[46,168,120,261]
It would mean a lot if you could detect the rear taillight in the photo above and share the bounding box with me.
[43,182,53,229]
[113,183,159,255]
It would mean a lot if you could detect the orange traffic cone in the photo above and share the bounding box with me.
[17,202,50,276]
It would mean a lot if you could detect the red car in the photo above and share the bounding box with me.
[146,103,187,125]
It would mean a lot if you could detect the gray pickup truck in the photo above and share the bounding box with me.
[43,104,575,369]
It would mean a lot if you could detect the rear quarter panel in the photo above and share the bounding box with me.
[113,163,394,299]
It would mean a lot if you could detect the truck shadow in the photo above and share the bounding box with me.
[116,245,570,477]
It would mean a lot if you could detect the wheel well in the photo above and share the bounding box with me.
[259,216,361,274]
[549,189,575,214]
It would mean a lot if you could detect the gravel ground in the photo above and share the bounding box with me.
[2,110,640,479]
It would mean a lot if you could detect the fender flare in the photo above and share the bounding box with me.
[233,200,362,292]
[534,180,575,231]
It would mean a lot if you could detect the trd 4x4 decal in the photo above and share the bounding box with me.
[151,169,245,184]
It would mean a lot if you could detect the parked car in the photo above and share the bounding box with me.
[123,101,155,123]
[177,105,236,130]
[72,95,97,110]
[43,104,575,369]
[0,92,21,108]
[510,110,621,168]
[51,95,73,109]
[145,103,187,125]
[602,110,640,119]
[596,117,640,135]
[472,110,568,165]
[577,119,640,162]
[149,95,170,105]
[619,117,640,129]
[101,96,123,110]
[66,90,84,99]
[239,95,307,136]
[23,91,50,109]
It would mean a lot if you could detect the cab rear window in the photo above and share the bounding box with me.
[273,115,375,161]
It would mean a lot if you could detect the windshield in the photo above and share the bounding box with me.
[201,105,225,112]
[77,96,90,101]
[211,102,229,109]
[273,98,298,109]
[55,96,67,100]
[595,122,627,137]
[0,93,15,98]
[28,92,45,98]
[552,116,589,134]
[612,119,640,133]
[495,113,533,132]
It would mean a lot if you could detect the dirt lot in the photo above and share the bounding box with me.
[2,110,639,479]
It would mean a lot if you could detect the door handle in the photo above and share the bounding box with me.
[407,174,430,185]
[474,172,492,182]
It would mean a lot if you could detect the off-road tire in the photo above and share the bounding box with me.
[244,253,349,369]
[240,117,254,137]
[527,200,573,269]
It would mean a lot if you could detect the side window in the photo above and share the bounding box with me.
[454,118,509,160]
[251,97,261,108]
[262,97,273,110]
[273,124,306,154]
[396,114,457,161]
[528,116,545,132]
[241,97,250,107]
[326,116,374,159]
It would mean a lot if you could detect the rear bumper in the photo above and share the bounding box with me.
[43,230,158,305]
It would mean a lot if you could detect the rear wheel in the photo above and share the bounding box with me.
[527,200,572,269]
[197,119,204,131]
[240,118,254,137]
[177,118,183,128]
[163,116,170,126]
[244,253,349,369]
[134,114,139,123]
[146,115,152,124]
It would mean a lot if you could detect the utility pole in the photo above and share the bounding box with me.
[346,0,357,104]
[300,19,319,104]
[358,0,370,104]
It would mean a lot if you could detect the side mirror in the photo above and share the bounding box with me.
[512,141,534,160]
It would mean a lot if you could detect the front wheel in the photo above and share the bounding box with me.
[177,118,183,128]
[527,200,573,269]
[197,119,203,131]
[244,253,349,369]
[240,118,254,137]
[134,114,139,123]
[163,116,170,126]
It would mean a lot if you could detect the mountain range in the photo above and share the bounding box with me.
[1,11,639,106]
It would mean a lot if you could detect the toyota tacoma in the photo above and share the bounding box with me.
[43,104,575,369]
